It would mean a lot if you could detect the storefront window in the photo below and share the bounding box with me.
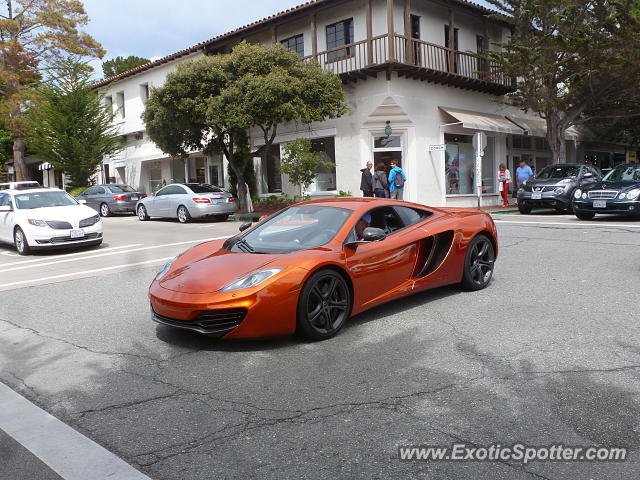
[445,134,495,195]
[309,137,336,192]
[171,158,185,183]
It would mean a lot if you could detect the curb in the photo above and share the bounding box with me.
[229,214,262,222]
[486,209,520,214]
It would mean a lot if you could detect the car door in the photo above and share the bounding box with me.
[0,193,14,242]
[344,206,421,308]
[148,186,172,216]
[93,186,109,209]
[165,185,189,218]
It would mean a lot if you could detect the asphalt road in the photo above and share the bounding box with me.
[1,211,639,479]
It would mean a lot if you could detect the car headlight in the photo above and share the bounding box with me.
[582,193,587,199]
[626,188,640,200]
[554,187,565,194]
[220,268,284,292]
[574,189,582,199]
[155,257,177,281]
[28,219,48,227]
[619,193,626,199]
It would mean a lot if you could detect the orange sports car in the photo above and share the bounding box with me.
[149,198,498,340]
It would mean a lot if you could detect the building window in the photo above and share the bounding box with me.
[326,18,354,61]
[140,83,150,103]
[104,95,113,112]
[511,135,532,150]
[281,34,304,57]
[261,144,282,194]
[309,137,336,192]
[115,91,125,118]
[445,134,496,195]
[444,25,459,50]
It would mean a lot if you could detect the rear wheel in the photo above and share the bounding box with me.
[137,205,149,221]
[297,270,352,340]
[461,234,495,291]
[99,203,111,217]
[14,227,31,256]
[177,205,191,223]
[575,211,595,220]
[216,214,229,222]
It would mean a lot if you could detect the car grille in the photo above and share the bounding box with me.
[36,232,102,244]
[588,190,618,199]
[45,220,72,229]
[79,215,100,228]
[530,186,557,193]
[152,308,247,335]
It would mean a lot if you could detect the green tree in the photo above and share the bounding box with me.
[143,41,347,211]
[487,0,640,163]
[281,138,333,198]
[0,0,104,181]
[102,55,149,78]
[26,58,122,188]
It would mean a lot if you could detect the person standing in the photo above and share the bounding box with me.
[388,161,407,200]
[373,163,389,198]
[515,159,534,189]
[360,161,374,197]
[497,163,511,207]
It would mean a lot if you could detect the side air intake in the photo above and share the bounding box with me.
[416,230,455,277]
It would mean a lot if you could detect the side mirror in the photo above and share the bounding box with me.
[0,205,12,212]
[583,172,593,179]
[239,222,252,232]
[362,227,387,242]
[77,199,87,205]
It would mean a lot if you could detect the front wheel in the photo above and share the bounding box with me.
[461,234,495,291]
[575,211,595,220]
[137,205,150,221]
[14,227,31,256]
[297,270,352,340]
[518,204,532,214]
[100,203,111,217]
[177,205,191,223]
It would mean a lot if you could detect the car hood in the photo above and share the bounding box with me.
[527,178,575,187]
[584,181,640,192]
[16,204,98,223]
[159,241,282,293]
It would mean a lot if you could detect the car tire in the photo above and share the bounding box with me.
[14,227,31,256]
[177,205,191,224]
[137,205,150,221]
[99,203,111,217]
[297,269,352,340]
[575,211,596,220]
[518,204,532,214]
[216,214,230,222]
[460,234,495,291]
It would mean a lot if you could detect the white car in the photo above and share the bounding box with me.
[0,181,41,190]
[0,188,103,255]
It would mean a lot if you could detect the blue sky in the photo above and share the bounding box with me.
[82,0,494,67]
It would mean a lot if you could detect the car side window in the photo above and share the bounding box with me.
[155,187,171,196]
[589,166,601,179]
[350,206,406,241]
[95,187,106,194]
[173,186,188,195]
[84,187,96,195]
[393,206,433,227]
[0,193,11,207]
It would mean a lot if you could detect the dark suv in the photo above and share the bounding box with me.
[517,163,602,214]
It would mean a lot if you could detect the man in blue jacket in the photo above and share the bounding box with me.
[388,161,407,200]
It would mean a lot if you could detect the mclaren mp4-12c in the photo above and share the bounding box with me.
[149,198,498,340]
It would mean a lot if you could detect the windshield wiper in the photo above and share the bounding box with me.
[235,238,254,253]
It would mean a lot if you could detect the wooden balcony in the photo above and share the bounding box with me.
[305,34,513,95]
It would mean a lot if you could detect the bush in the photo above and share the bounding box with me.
[66,186,86,197]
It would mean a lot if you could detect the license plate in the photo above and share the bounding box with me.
[131,196,139,201]
[216,199,225,204]
[593,200,607,208]
[70,229,85,238]
[531,192,542,200]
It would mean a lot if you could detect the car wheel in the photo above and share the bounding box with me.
[100,203,111,217]
[518,204,532,214]
[297,269,352,340]
[575,211,596,220]
[14,227,31,256]
[137,205,150,221]
[177,205,191,223]
[461,234,495,291]
[216,214,230,222]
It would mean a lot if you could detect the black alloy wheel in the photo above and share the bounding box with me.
[518,204,532,214]
[461,234,495,291]
[297,270,352,340]
[575,211,596,220]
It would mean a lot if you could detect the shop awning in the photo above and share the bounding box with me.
[440,107,524,135]
[506,116,580,140]
[38,162,53,171]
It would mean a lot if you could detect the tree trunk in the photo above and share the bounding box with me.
[546,113,567,164]
[12,134,28,180]
[230,159,248,213]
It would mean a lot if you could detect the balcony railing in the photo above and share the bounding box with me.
[304,33,511,92]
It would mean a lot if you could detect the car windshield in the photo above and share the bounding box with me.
[603,165,640,183]
[14,191,78,209]
[536,166,579,179]
[186,184,224,193]
[230,205,352,254]
[108,185,135,193]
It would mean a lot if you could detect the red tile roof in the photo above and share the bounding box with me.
[92,0,500,88]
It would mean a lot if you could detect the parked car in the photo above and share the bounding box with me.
[0,188,102,255]
[136,183,236,223]
[572,163,640,219]
[0,181,41,190]
[149,198,498,340]
[76,184,144,217]
[517,163,602,214]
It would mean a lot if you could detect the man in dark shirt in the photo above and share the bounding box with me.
[360,161,373,197]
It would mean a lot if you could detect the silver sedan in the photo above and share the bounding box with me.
[136,183,237,223]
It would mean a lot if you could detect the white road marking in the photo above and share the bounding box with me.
[0,381,151,480]
[0,244,143,267]
[0,237,228,273]
[494,220,640,229]
[1,251,19,257]
[0,257,175,289]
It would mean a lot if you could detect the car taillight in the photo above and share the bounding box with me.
[192,197,211,204]
[228,197,236,202]
[113,195,127,201]
[141,194,147,199]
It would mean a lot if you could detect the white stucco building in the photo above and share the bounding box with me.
[93,0,632,207]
